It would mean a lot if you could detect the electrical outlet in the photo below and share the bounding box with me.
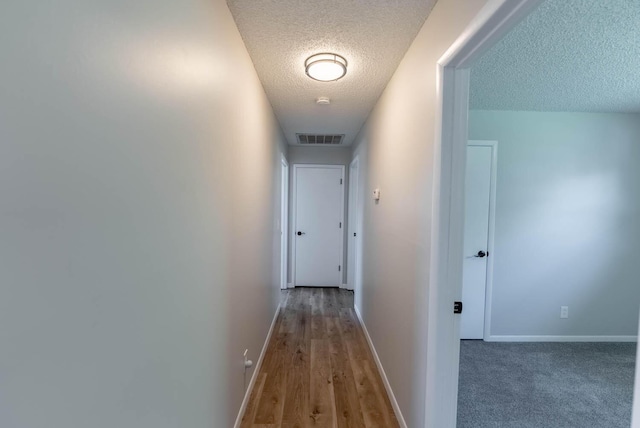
[560,306,569,319]
[243,349,253,370]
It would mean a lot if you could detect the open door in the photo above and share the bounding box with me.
[460,141,496,340]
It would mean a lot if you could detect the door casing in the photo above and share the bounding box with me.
[347,157,361,292]
[280,155,289,290]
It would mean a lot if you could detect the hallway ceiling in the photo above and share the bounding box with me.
[470,0,640,113]
[226,0,437,146]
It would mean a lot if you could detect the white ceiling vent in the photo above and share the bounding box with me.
[296,134,345,145]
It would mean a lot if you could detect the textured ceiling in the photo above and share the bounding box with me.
[227,0,437,145]
[470,0,640,113]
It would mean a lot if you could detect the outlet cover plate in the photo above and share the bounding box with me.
[560,306,569,319]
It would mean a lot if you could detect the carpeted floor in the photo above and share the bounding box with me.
[457,341,636,428]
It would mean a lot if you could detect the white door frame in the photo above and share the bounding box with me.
[291,164,346,287]
[425,1,545,426]
[467,140,498,340]
[280,155,289,290]
[347,157,361,292]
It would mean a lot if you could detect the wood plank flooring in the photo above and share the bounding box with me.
[240,287,400,428]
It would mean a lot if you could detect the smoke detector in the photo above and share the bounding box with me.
[316,97,331,105]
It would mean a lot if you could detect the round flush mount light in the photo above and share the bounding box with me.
[305,53,348,82]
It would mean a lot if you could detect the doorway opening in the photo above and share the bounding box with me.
[347,157,361,297]
[280,155,289,290]
[427,0,640,426]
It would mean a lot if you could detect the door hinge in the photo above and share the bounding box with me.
[340,178,343,185]
[454,301,463,314]
[339,222,342,228]
[338,265,341,272]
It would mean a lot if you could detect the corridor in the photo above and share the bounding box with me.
[240,288,400,427]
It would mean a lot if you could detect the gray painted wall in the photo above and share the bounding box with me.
[287,146,352,285]
[469,110,640,337]
[0,0,286,426]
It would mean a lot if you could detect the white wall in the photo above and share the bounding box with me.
[350,0,489,426]
[469,110,640,338]
[287,146,351,285]
[288,145,353,166]
[0,0,286,427]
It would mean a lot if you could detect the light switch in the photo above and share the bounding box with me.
[373,188,381,201]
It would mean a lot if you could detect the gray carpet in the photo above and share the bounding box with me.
[457,341,636,428]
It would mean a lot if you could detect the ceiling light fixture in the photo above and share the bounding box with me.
[305,53,348,82]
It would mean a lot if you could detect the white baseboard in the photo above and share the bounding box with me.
[353,306,408,428]
[287,282,294,289]
[341,283,350,290]
[233,301,281,428]
[486,335,638,342]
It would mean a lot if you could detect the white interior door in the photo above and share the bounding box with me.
[347,159,359,291]
[460,143,495,339]
[294,165,344,287]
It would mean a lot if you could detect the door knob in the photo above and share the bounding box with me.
[474,250,487,258]
[297,231,305,236]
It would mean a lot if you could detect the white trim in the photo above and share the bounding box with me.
[233,300,282,428]
[467,140,498,341]
[354,306,408,428]
[287,282,294,289]
[486,335,638,343]
[291,164,346,287]
[438,0,544,69]
[426,64,470,428]
[341,283,349,289]
[632,315,640,428]
[426,1,545,427]
[347,156,361,293]
[280,155,289,290]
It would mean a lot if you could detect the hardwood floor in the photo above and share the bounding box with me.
[240,287,400,428]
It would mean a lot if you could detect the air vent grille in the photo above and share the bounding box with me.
[296,134,344,145]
